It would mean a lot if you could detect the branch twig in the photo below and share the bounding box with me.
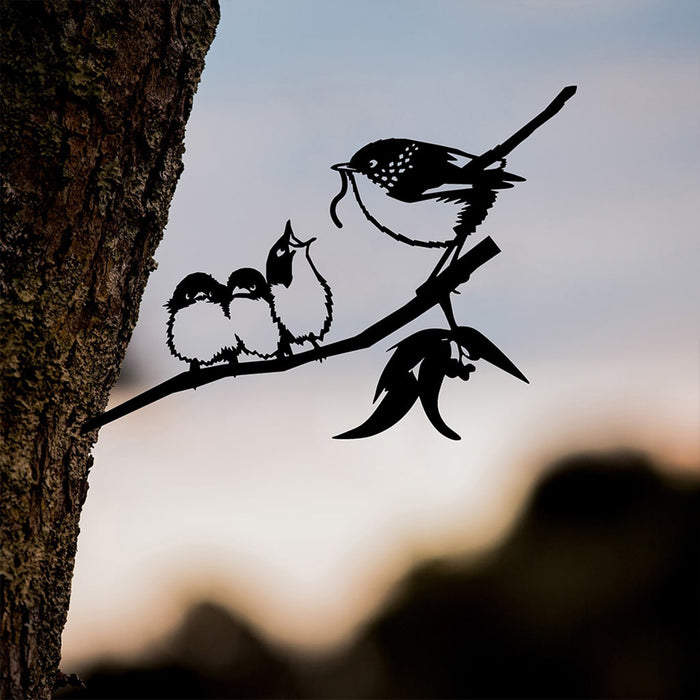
[82,236,501,433]
[469,85,577,170]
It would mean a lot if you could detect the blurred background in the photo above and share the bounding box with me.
[59,1,698,697]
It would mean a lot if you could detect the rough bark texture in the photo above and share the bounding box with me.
[0,1,220,697]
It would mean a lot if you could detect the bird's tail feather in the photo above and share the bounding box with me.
[453,189,499,237]
[480,166,526,189]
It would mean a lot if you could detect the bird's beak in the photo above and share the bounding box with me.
[282,219,294,245]
[286,220,316,248]
[331,163,356,173]
[291,234,316,249]
[229,286,247,300]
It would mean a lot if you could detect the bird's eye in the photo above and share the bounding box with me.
[368,159,378,168]
[276,248,285,257]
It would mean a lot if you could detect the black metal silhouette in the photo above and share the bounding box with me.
[266,220,333,356]
[165,221,332,369]
[330,85,577,346]
[331,139,523,247]
[82,237,502,434]
[334,327,528,441]
[165,268,279,369]
[331,85,576,280]
[82,86,577,439]
[226,268,279,359]
[165,272,235,370]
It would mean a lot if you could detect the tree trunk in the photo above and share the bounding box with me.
[0,1,220,697]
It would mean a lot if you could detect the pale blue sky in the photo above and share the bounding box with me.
[65,1,699,662]
[202,1,700,86]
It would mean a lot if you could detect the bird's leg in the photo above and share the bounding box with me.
[445,234,468,271]
[430,242,458,280]
[415,243,456,299]
[276,331,294,359]
[416,234,467,298]
[221,348,239,367]
[187,358,202,389]
[310,337,325,363]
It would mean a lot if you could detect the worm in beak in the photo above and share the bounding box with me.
[329,164,353,228]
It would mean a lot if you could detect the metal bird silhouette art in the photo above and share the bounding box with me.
[226,267,280,359]
[165,272,235,371]
[331,139,523,248]
[331,85,576,281]
[83,86,577,440]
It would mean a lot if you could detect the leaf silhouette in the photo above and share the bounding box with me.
[334,372,420,440]
[417,340,461,440]
[455,327,529,383]
[336,325,527,440]
[375,328,447,401]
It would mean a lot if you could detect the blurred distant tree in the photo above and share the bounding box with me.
[343,452,700,699]
[0,1,219,697]
[55,451,700,700]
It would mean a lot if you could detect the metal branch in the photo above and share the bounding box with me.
[468,85,577,170]
[81,236,501,433]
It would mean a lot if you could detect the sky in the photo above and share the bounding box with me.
[63,0,699,663]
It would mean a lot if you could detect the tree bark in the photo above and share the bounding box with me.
[0,1,220,697]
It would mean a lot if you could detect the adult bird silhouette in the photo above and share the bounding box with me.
[331,141,521,332]
[330,85,577,283]
[332,138,523,250]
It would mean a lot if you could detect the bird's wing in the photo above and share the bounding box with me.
[444,147,478,168]
[418,187,473,202]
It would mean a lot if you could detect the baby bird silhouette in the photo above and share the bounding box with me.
[226,267,280,359]
[266,220,333,356]
[166,272,235,370]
